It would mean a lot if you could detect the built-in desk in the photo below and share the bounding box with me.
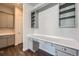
[27,34,79,56]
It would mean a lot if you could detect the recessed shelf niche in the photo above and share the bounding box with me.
[59,3,75,28]
[31,11,38,28]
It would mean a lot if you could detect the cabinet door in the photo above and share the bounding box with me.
[15,33,22,45]
[7,35,15,46]
[15,7,23,45]
[0,36,7,48]
[28,38,33,51]
[55,50,71,56]
[39,41,55,55]
[7,14,14,28]
[0,12,13,28]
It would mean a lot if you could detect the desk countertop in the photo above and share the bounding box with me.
[27,34,79,50]
[0,28,15,36]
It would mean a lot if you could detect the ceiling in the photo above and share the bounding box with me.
[0,3,39,10]
[0,3,23,9]
[29,3,39,6]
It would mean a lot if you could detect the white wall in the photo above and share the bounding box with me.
[34,4,79,42]
[31,4,79,54]
[23,3,79,54]
[23,4,34,51]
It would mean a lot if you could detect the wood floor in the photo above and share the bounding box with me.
[0,44,52,56]
[0,44,36,56]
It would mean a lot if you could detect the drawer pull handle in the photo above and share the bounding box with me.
[64,48,67,51]
[62,48,67,51]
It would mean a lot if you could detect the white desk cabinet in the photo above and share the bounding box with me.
[54,44,77,56]
[0,35,15,49]
[0,36,7,48]
[55,49,71,56]
[7,35,15,46]
[29,37,79,56]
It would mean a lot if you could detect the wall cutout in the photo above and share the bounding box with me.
[59,3,75,28]
[31,11,38,28]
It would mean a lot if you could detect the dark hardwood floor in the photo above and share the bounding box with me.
[0,44,36,56]
[0,44,52,56]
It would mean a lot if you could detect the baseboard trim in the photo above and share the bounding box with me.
[0,45,15,50]
[23,48,29,51]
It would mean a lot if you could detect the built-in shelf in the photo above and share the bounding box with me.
[31,3,58,29]
[31,11,35,28]
[59,3,75,28]
[31,11,38,28]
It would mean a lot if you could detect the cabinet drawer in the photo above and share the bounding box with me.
[0,37,7,48]
[55,49,71,56]
[54,44,77,56]
[77,50,79,56]
[7,35,15,46]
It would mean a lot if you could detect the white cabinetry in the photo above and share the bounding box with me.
[15,7,23,45]
[55,49,71,56]
[0,35,15,48]
[54,44,77,56]
[29,37,78,56]
[0,36,7,48]
[39,40,55,55]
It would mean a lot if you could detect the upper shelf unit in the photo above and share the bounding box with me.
[59,3,75,28]
[31,11,38,28]
[31,3,57,28]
